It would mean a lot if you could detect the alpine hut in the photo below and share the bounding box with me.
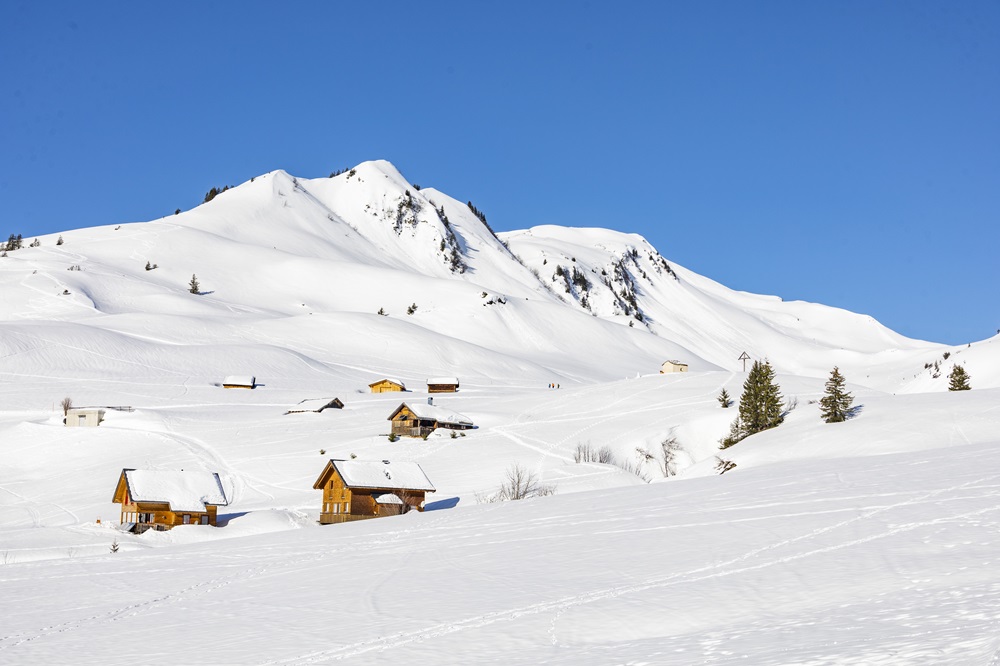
[286,397,344,414]
[369,378,406,393]
[112,469,229,533]
[426,377,459,393]
[65,407,105,427]
[660,360,688,374]
[313,459,435,524]
[388,399,474,438]
[222,375,256,389]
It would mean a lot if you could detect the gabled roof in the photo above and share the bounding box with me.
[387,402,473,427]
[223,375,255,387]
[113,469,229,512]
[286,397,343,413]
[426,377,459,385]
[662,360,687,366]
[369,378,405,388]
[313,459,436,492]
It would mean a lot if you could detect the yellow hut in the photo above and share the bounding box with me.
[369,378,406,393]
[112,468,229,533]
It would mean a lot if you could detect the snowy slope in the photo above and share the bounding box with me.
[2,159,1000,664]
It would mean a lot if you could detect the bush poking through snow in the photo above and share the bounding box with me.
[56,235,64,245]
[406,303,417,315]
[188,274,200,294]
[479,464,554,503]
[715,457,737,475]
[60,397,73,416]
[110,539,119,554]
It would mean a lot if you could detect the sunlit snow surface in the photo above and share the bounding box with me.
[1,161,999,663]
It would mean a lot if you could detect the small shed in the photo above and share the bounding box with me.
[223,375,256,389]
[660,360,688,374]
[388,400,474,438]
[313,459,435,524]
[426,377,459,393]
[112,468,229,533]
[369,378,406,393]
[286,397,344,414]
[65,408,105,427]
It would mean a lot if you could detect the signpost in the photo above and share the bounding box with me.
[738,351,751,372]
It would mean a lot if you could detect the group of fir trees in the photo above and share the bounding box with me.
[719,361,862,450]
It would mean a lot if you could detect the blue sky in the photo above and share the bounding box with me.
[3,2,997,344]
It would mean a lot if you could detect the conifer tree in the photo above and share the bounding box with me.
[948,365,971,391]
[718,388,731,408]
[738,360,783,436]
[188,274,200,294]
[819,366,854,423]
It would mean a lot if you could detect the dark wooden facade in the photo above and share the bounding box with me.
[112,470,223,533]
[388,403,474,438]
[313,460,433,525]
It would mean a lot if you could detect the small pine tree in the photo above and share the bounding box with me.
[110,539,120,554]
[145,261,153,271]
[718,388,731,408]
[948,365,971,391]
[819,366,854,423]
[738,360,783,436]
[719,416,746,449]
[188,274,200,294]
[56,235,64,245]
[406,303,417,315]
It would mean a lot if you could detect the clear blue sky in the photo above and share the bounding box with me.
[3,2,998,344]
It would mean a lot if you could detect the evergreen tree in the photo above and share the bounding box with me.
[738,360,784,436]
[819,366,854,423]
[948,365,971,391]
[188,274,200,294]
[717,388,731,408]
[719,416,746,449]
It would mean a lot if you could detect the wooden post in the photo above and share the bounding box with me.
[738,351,751,372]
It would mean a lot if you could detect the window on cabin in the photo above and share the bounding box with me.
[200,515,209,525]
[183,514,191,524]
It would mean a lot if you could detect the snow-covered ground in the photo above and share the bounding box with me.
[1,160,998,663]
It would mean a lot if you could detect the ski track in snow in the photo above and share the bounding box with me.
[248,472,1000,664]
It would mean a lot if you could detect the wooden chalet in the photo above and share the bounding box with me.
[313,459,435,524]
[65,407,105,427]
[222,375,256,389]
[286,397,344,414]
[112,469,229,533]
[388,399,474,438]
[369,378,406,393]
[426,377,459,393]
[660,360,688,374]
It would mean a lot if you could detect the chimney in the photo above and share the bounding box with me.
[427,397,433,405]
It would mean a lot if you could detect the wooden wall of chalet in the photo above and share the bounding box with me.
[318,469,426,525]
[119,501,218,532]
[390,405,437,437]
[370,380,405,393]
[427,382,458,393]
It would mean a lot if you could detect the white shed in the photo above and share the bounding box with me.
[65,408,105,427]
[660,360,689,374]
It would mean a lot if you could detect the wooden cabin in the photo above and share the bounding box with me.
[65,407,105,427]
[388,399,474,438]
[112,468,229,534]
[286,397,344,414]
[426,377,459,393]
[222,375,256,389]
[313,459,435,525]
[369,378,406,393]
[660,360,689,374]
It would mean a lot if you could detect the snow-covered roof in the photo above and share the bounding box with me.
[426,377,459,385]
[662,360,687,366]
[391,402,473,426]
[329,460,435,492]
[223,375,255,387]
[369,378,405,387]
[287,397,342,413]
[122,469,229,512]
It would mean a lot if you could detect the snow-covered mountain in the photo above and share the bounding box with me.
[1,159,990,396]
[3,159,999,664]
